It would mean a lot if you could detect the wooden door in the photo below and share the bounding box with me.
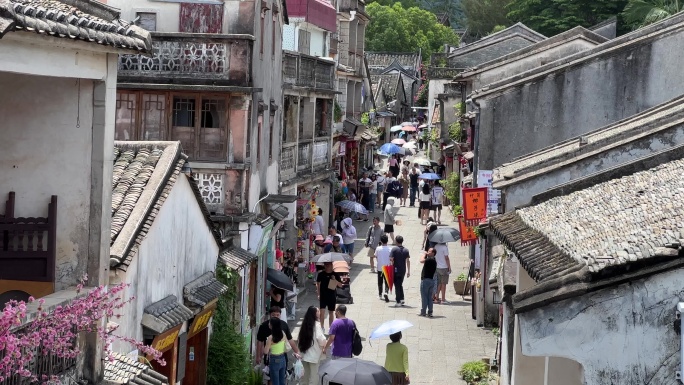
[179,3,223,33]
[183,328,208,385]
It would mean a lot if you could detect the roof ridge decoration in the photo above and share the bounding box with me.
[141,295,194,336]
[0,0,151,52]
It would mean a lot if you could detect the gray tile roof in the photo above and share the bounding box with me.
[371,73,401,101]
[492,95,684,188]
[141,295,194,335]
[365,52,420,69]
[219,245,257,271]
[0,0,151,52]
[183,271,228,311]
[103,352,168,385]
[110,142,222,271]
[491,156,684,282]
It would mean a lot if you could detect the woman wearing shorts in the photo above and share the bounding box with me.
[419,184,431,225]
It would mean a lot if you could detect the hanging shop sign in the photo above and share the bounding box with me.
[458,215,479,246]
[188,303,217,338]
[462,187,488,225]
[477,170,501,216]
[151,324,183,353]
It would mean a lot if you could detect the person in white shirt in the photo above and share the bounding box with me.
[374,234,392,302]
[369,175,378,213]
[433,243,451,303]
[312,208,325,236]
[431,180,445,225]
[297,306,327,385]
[419,184,432,225]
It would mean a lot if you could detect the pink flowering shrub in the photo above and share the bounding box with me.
[0,275,163,383]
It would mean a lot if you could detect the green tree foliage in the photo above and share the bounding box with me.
[461,0,512,37]
[365,3,460,60]
[506,0,628,36]
[366,0,419,9]
[623,0,682,29]
[207,266,251,385]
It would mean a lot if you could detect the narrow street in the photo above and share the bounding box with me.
[289,202,497,385]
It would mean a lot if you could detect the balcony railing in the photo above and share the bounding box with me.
[312,139,329,168]
[281,143,297,180]
[297,141,312,172]
[426,66,466,79]
[283,51,334,90]
[118,32,253,87]
[339,0,365,13]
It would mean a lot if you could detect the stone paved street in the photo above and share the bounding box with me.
[289,202,497,385]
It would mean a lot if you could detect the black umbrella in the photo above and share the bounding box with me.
[428,227,461,243]
[266,268,294,291]
[319,358,392,385]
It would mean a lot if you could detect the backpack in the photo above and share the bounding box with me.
[388,180,403,197]
[352,322,363,356]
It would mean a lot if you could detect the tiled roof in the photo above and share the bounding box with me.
[110,142,222,271]
[219,245,257,271]
[183,271,228,311]
[370,73,401,100]
[400,73,414,102]
[365,52,420,69]
[141,295,194,335]
[491,156,684,282]
[493,95,684,188]
[0,0,151,52]
[103,353,168,385]
[268,204,289,221]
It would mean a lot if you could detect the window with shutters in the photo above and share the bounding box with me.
[135,12,157,31]
[141,94,166,140]
[298,29,311,55]
[170,96,228,161]
[115,92,137,141]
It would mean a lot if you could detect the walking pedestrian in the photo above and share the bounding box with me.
[376,173,386,210]
[385,332,410,385]
[375,234,392,302]
[323,305,356,359]
[297,306,327,385]
[431,180,444,225]
[324,236,344,253]
[359,173,372,211]
[434,242,452,303]
[384,197,398,244]
[365,217,384,273]
[382,171,397,211]
[419,248,437,317]
[256,307,300,366]
[341,217,357,258]
[312,208,326,237]
[268,284,286,320]
[369,175,378,213]
[316,262,343,332]
[264,318,301,385]
[419,183,432,225]
[390,236,410,306]
[398,168,410,207]
[423,220,438,252]
[389,154,400,177]
[409,165,420,207]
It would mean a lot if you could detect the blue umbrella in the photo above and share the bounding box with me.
[369,320,413,339]
[418,173,441,180]
[390,125,403,132]
[378,143,402,155]
[337,200,368,214]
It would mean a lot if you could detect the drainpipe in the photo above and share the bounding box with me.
[469,95,482,322]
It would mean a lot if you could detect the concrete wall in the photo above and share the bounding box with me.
[518,265,684,385]
[0,72,99,290]
[113,175,220,344]
[449,36,539,68]
[501,120,684,211]
[511,265,545,385]
[476,21,684,170]
[468,39,599,92]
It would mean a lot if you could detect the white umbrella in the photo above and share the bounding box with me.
[409,157,432,167]
[390,125,403,132]
[369,320,414,339]
[402,142,417,150]
[312,252,351,263]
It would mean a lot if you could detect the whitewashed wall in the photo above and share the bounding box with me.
[113,175,220,343]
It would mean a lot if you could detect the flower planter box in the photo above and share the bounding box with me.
[453,280,470,295]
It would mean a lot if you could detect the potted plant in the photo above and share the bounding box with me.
[453,271,470,295]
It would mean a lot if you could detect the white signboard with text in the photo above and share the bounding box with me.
[477,170,500,216]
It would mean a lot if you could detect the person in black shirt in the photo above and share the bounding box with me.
[389,236,410,307]
[270,286,285,312]
[420,248,437,317]
[409,166,420,207]
[436,159,446,179]
[316,262,343,331]
[256,306,300,365]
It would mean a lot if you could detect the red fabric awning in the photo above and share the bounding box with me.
[307,0,337,32]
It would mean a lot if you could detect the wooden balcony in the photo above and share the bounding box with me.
[282,138,331,181]
[283,51,335,90]
[118,33,254,87]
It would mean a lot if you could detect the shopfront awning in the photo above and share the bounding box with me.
[183,272,228,312]
[219,244,258,271]
[141,295,194,338]
[268,203,290,222]
[343,117,366,137]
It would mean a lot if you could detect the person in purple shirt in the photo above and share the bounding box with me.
[323,305,356,359]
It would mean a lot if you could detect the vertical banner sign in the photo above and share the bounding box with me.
[462,187,488,226]
[458,215,478,246]
[477,170,501,216]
